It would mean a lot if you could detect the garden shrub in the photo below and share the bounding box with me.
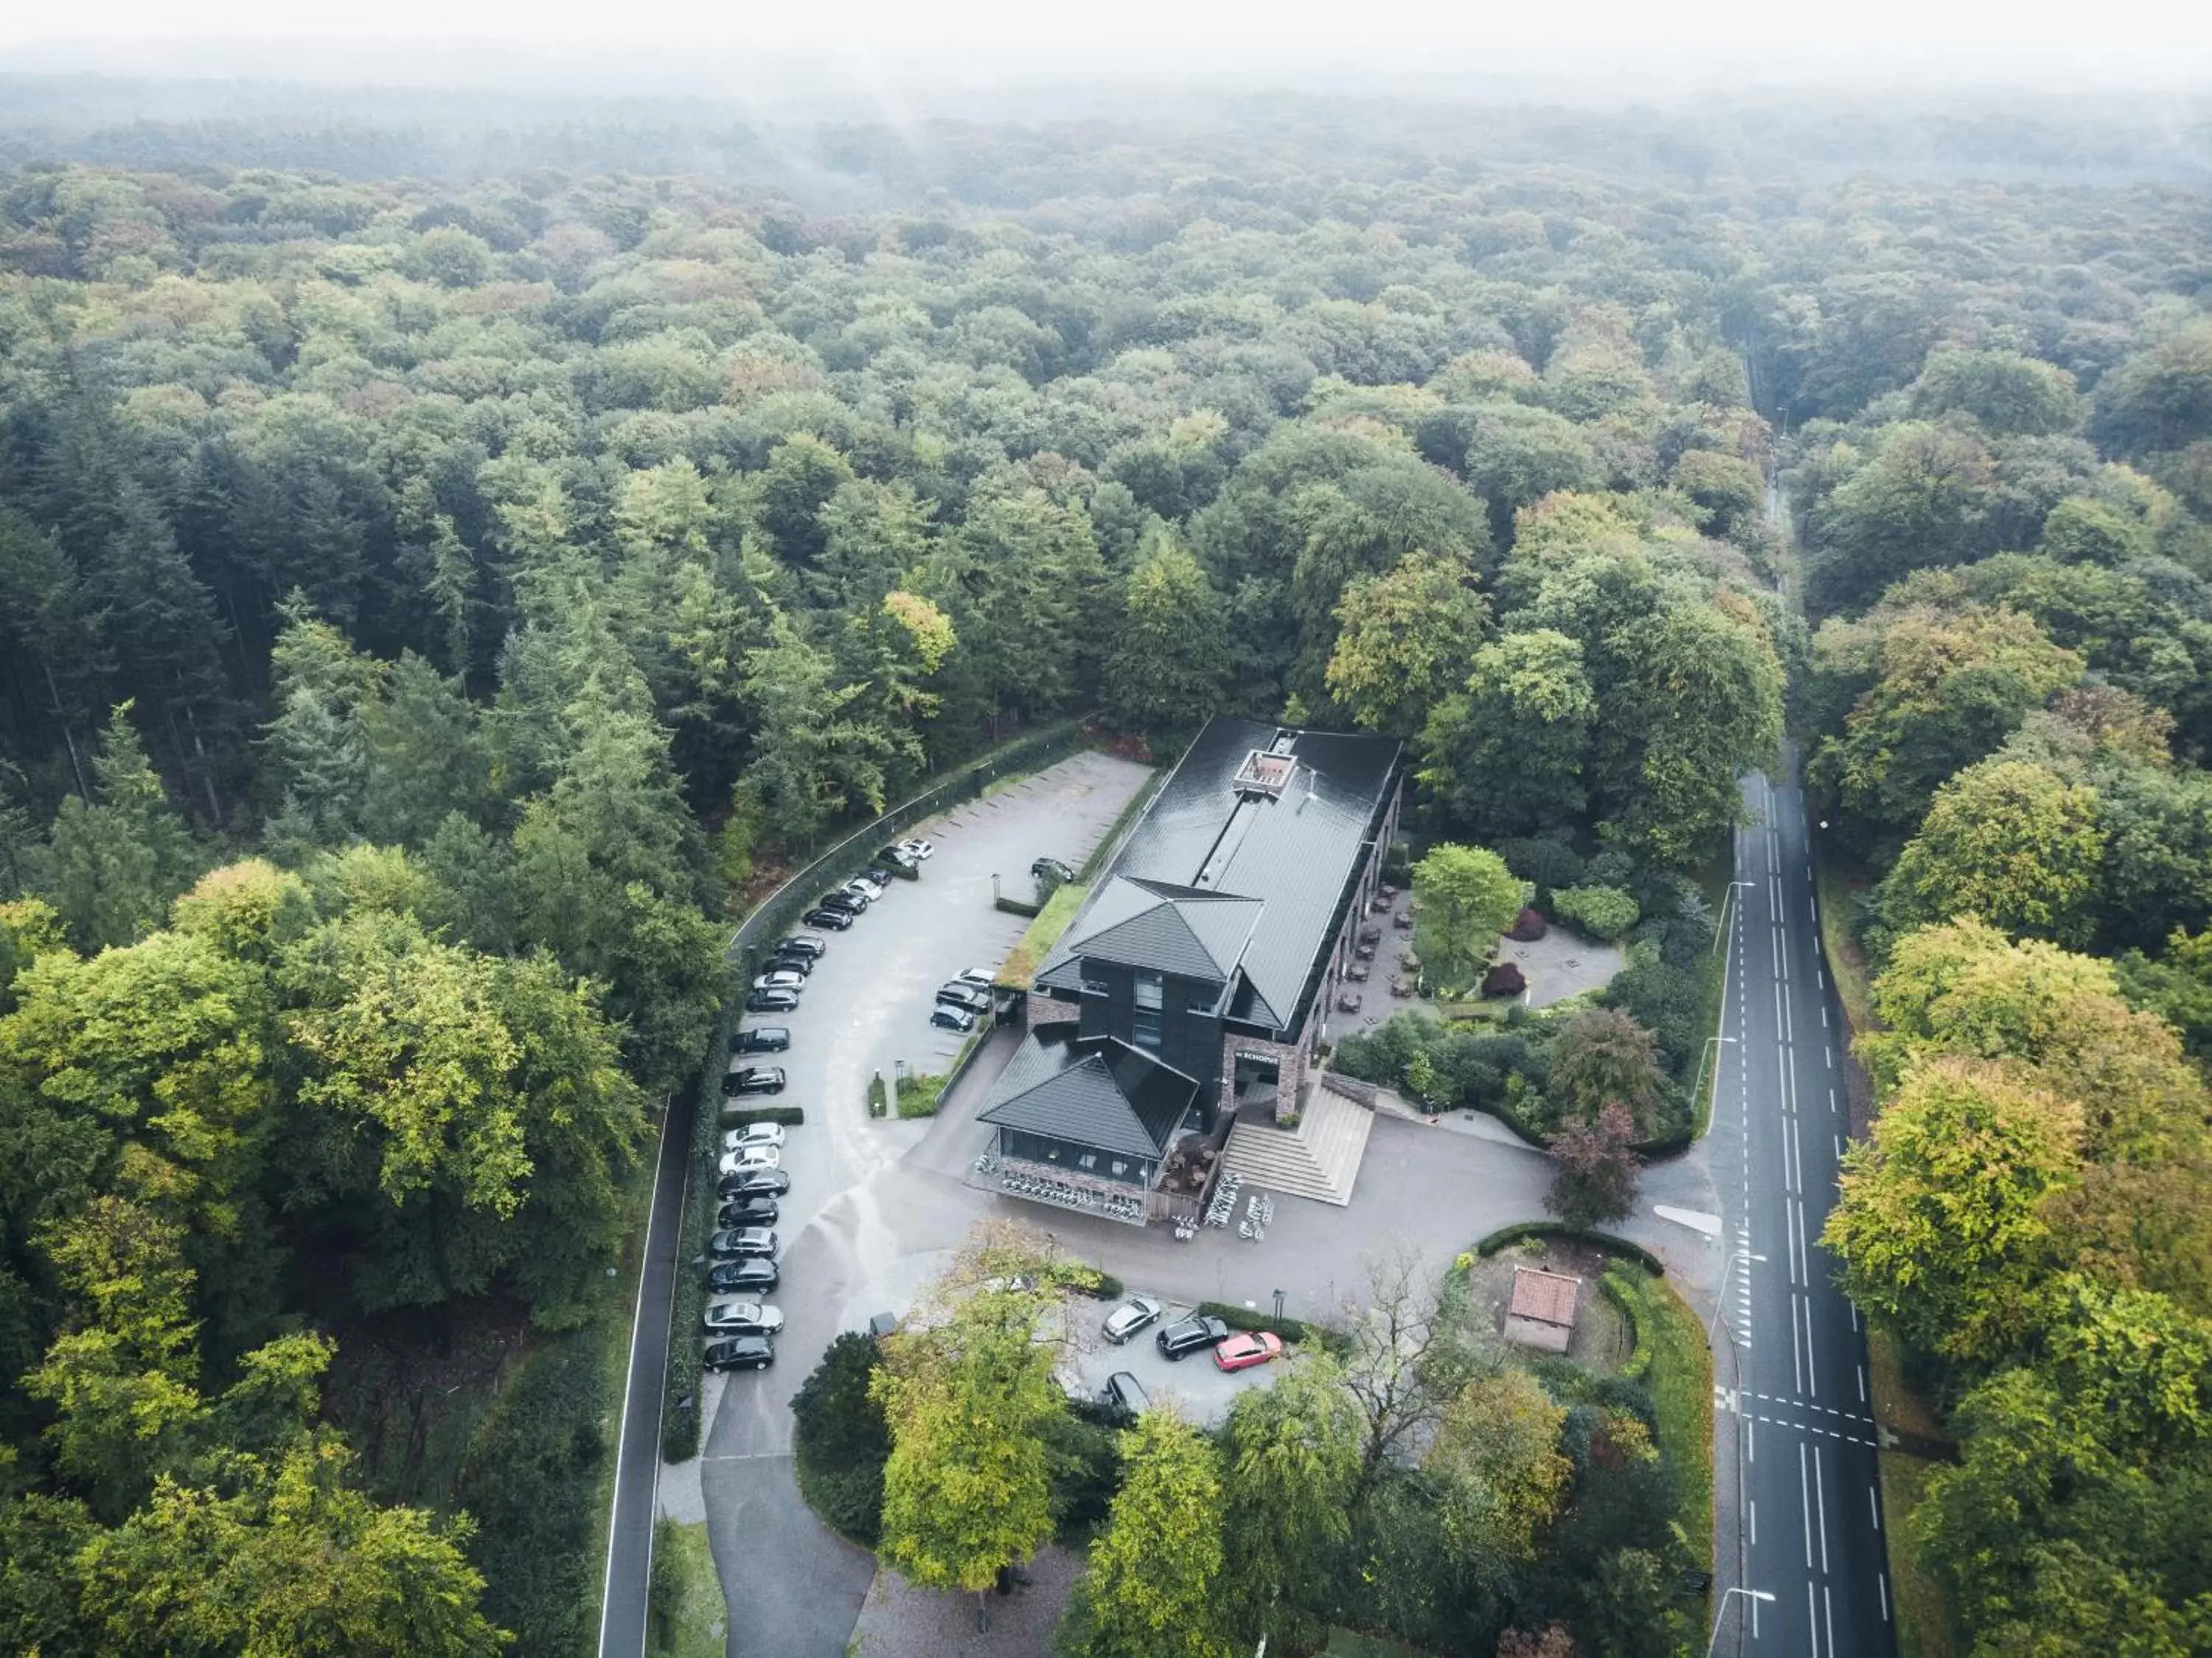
[1553,884,1641,942]
[791,1332,890,1547]
[1599,952,1705,1080]
[1484,961,1528,997]
[1509,906,1548,941]
[1500,836,1585,898]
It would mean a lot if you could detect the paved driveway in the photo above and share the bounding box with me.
[694,752,1156,1658]
[1064,1296,1293,1426]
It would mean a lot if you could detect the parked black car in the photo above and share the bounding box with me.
[776,934,827,959]
[936,983,991,1013]
[930,1005,977,1033]
[1031,856,1076,883]
[725,1066,787,1096]
[717,1168,790,1201]
[1155,1314,1230,1359]
[731,1027,790,1055]
[708,1258,780,1294]
[717,1196,779,1229]
[703,1336,775,1372]
[815,889,866,915]
[875,845,919,872]
[1101,1370,1150,1423]
[745,987,800,1013]
[766,950,815,977]
[800,907,855,931]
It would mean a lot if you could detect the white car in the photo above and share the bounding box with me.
[897,837,935,861]
[717,1145,782,1176]
[751,968,806,993]
[723,1122,787,1152]
[844,874,887,901]
[702,1300,785,1336]
[956,967,995,988]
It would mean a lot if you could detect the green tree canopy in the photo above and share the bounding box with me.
[1412,844,1529,994]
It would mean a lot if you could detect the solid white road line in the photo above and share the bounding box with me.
[1801,1443,1814,1568]
[1814,1443,1830,1572]
[1805,1296,1818,1397]
[1870,1485,1881,1532]
[1825,1584,1836,1658]
[1858,1364,1867,1404]
[1808,1582,1820,1657]
[1880,1572,1891,1622]
[1792,1295,1805,1392]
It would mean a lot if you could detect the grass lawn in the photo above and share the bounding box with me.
[1686,859,1737,1136]
[1000,881,1088,989]
[1608,1269,1716,1575]
[1811,852,1879,1039]
[1326,1628,1440,1658]
[1866,1326,1953,1658]
[897,1064,954,1118]
[648,1519,726,1658]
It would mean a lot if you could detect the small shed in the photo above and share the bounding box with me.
[1503,1266,1582,1354]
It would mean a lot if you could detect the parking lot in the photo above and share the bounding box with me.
[696,750,1159,1658]
[1062,1292,1293,1425]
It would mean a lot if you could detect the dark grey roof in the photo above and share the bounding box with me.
[978,1029,1198,1161]
[1038,718,1400,1036]
[1051,876,1262,985]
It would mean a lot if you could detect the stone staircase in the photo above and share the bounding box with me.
[1218,1079,1375,1206]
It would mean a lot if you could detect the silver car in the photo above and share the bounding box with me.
[1102,1296,1164,1344]
[703,1299,785,1336]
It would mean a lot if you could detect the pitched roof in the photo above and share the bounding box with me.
[1508,1267,1582,1329]
[1051,876,1262,985]
[1038,718,1401,1035]
[978,1028,1199,1162]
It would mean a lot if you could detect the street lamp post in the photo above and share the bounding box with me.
[1693,1034,1737,1129]
[1714,879,1756,954]
[1703,1586,1775,1657]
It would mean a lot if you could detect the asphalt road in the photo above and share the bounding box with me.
[1711,763,1894,1657]
[597,1086,696,1658]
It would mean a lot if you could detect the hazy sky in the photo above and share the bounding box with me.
[2,0,2209,97]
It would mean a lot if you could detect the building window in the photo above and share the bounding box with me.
[1132,971,1164,1051]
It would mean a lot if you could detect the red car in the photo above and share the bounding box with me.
[1211,1331,1284,1372]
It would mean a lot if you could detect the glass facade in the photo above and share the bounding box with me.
[1132,970,1164,1051]
[995,1128,1154,1186]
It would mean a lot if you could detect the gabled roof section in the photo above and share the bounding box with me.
[979,1029,1199,1161]
[1039,718,1400,1035]
[1046,875,1261,987]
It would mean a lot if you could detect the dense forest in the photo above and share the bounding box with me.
[1792,297,2212,1644]
[0,82,2206,1655]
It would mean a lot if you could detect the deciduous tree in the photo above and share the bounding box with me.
[1413,844,1529,994]
[1823,1055,2081,1364]
[1061,1406,1231,1658]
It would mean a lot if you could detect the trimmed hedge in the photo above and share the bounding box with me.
[1471,1221,1665,1277]
[1069,1267,1124,1301]
[1599,1266,1655,1381]
[717,1103,805,1127]
[1192,1300,1352,1354]
[994,895,1043,918]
